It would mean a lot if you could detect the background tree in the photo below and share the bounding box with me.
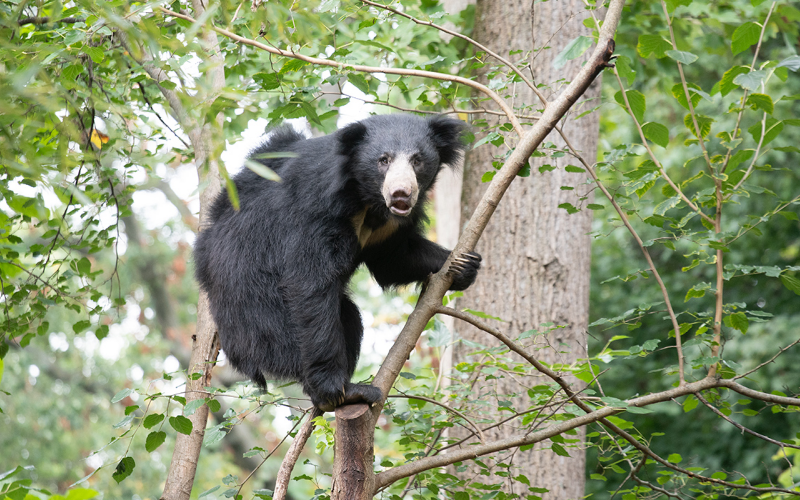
[454,1,600,497]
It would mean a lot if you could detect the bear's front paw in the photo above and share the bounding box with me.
[447,251,482,291]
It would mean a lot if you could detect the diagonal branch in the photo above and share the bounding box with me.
[370,2,622,414]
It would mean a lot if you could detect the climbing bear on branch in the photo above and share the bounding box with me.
[194,114,481,411]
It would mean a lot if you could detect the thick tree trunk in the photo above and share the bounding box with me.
[454,1,600,498]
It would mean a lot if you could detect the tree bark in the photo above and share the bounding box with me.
[161,1,226,498]
[331,404,375,500]
[454,1,600,498]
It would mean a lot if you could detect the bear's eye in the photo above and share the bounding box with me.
[378,155,390,167]
[411,156,422,168]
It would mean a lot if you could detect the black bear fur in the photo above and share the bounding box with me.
[193,114,481,411]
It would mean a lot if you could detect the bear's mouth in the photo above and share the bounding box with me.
[390,200,412,216]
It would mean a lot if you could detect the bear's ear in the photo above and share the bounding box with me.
[427,115,468,167]
[337,121,368,157]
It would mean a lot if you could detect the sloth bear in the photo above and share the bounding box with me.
[193,114,481,411]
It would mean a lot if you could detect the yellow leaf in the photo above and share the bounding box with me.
[90,129,109,149]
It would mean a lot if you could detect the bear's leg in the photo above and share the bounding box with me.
[340,295,364,377]
[337,295,383,411]
[292,285,381,411]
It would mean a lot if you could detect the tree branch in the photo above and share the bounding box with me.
[358,0,548,107]
[273,407,324,500]
[156,7,524,136]
[695,392,800,450]
[375,376,719,489]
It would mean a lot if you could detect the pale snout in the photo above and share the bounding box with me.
[382,155,419,216]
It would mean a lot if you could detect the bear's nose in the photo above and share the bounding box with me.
[391,188,411,200]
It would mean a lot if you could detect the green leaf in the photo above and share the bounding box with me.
[586,204,604,210]
[724,312,749,334]
[666,50,698,65]
[551,442,571,457]
[637,34,671,58]
[206,399,221,413]
[654,195,681,216]
[199,486,221,499]
[279,58,308,74]
[253,72,280,90]
[169,415,194,435]
[184,398,205,416]
[667,453,683,464]
[626,406,653,414]
[111,388,133,403]
[244,159,282,182]
[615,55,635,85]
[642,122,669,148]
[73,320,91,334]
[615,90,646,123]
[427,320,451,348]
[553,36,593,69]
[145,431,166,452]
[95,325,109,340]
[564,165,585,173]
[731,22,761,55]
[748,118,783,145]
[83,46,104,64]
[733,70,766,91]
[143,413,165,429]
[684,114,714,138]
[719,66,749,96]
[671,83,703,110]
[112,457,135,484]
[65,488,99,500]
[463,309,506,322]
[77,257,91,275]
[776,55,800,72]
[746,93,773,114]
[347,73,370,95]
[780,274,800,295]
[683,395,698,412]
[685,287,706,302]
[558,202,580,214]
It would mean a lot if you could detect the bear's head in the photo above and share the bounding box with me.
[338,114,468,218]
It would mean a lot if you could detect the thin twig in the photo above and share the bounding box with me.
[273,407,324,500]
[18,16,83,25]
[612,68,714,226]
[734,337,800,380]
[721,1,777,174]
[695,392,800,450]
[359,0,548,107]
[729,113,767,193]
[236,411,306,497]
[554,124,686,384]
[388,394,485,443]
[661,0,712,171]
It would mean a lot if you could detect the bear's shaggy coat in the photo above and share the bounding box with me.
[194,115,481,410]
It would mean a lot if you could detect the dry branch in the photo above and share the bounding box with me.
[273,407,324,500]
